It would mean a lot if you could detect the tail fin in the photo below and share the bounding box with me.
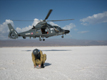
[8,23,18,39]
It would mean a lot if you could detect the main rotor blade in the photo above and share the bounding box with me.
[47,19,74,22]
[44,9,53,21]
[12,19,74,22]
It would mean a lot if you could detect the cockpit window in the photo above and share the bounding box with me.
[54,26,58,28]
[47,24,53,28]
[47,24,63,31]
[53,26,63,31]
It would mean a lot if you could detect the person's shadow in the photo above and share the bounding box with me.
[44,63,51,67]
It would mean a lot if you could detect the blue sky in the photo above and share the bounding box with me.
[0,0,107,40]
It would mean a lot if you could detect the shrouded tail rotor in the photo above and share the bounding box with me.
[8,23,18,39]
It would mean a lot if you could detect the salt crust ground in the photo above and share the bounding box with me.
[0,46,107,80]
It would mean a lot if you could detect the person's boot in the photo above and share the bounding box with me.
[41,63,45,68]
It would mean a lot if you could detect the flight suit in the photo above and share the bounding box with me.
[32,50,46,66]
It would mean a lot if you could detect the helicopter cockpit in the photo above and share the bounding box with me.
[53,26,63,32]
[47,24,63,32]
[47,24,53,28]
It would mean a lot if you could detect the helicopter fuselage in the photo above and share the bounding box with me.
[18,24,69,41]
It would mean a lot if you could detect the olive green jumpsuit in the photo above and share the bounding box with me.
[32,50,46,66]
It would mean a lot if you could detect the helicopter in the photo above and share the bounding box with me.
[8,9,74,41]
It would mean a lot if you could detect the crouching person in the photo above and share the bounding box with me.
[32,49,46,68]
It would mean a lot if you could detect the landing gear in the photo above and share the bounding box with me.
[39,36,45,41]
[23,36,26,39]
[39,39,45,41]
[39,36,42,41]
[43,39,45,41]
[62,35,64,38]
[39,38,42,41]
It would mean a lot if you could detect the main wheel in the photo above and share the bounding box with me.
[43,39,45,41]
[62,36,64,38]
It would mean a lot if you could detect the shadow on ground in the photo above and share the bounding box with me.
[45,63,51,67]
[43,49,71,51]
[22,49,71,52]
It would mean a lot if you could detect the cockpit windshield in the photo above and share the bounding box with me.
[53,26,63,31]
[47,23,63,31]
[47,24,53,28]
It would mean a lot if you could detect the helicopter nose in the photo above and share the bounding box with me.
[64,30,70,34]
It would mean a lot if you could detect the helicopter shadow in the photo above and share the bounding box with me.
[22,50,32,52]
[42,49,71,51]
[22,49,71,52]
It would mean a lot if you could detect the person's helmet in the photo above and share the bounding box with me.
[33,49,40,56]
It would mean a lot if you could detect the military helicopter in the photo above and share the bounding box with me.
[8,9,74,41]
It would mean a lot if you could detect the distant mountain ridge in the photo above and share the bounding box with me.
[0,39,107,47]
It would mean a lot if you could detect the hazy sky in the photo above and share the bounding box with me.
[0,0,107,40]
